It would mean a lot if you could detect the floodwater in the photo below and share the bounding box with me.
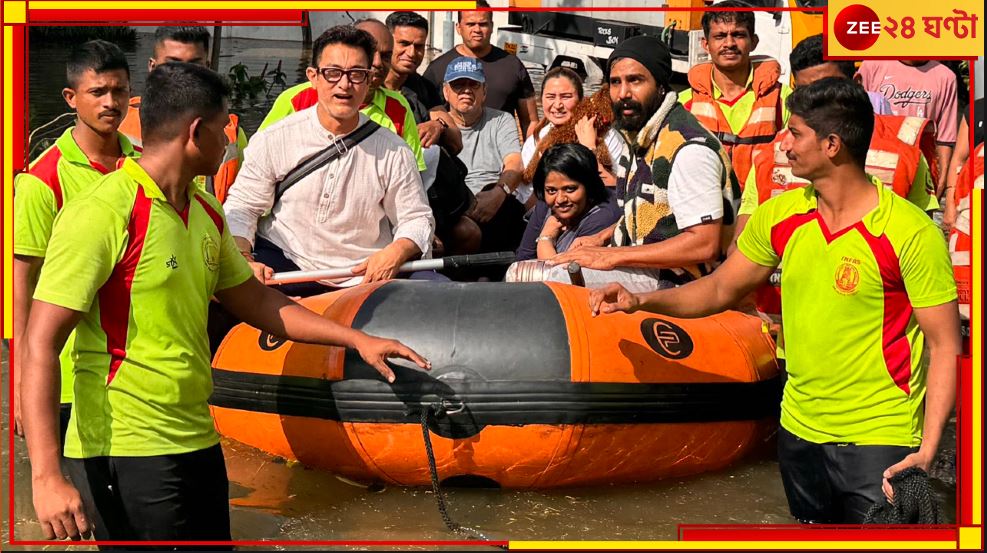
[11,32,957,548]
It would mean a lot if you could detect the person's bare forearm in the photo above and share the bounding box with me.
[22,313,77,481]
[22,347,63,479]
[633,275,737,319]
[936,145,954,195]
[500,153,524,191]
[217,279,369,348]
[431,110,462,154]
[12,257,42,411]
[517,99,538,140]
[917,313,961,461]
[389,237,422,263]
[604,228,721,269]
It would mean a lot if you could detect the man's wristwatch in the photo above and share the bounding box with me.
[499,182,513,196]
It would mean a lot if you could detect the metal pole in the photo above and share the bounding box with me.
[444,11,455,52]
[209,25,222,70]
[267,252,516,285]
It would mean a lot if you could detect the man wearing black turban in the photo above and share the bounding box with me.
[549,35,740,292]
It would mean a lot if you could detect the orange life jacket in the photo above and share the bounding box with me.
[749,115,938,320]
[949,141,983,320]
[751,115,937,206]
[686,58,784,188]
[119,97,242,203]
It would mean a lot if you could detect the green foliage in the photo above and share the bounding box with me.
[227,60,288,106]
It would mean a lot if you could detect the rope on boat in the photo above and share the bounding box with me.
[418,407,507,549]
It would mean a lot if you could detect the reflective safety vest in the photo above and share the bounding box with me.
[752,115,936,205]
[119,97,242,203]
[749,116,937,321]
[687,58,784,187]
[949,142,983,320]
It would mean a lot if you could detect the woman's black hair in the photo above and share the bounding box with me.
[533,143,609,207]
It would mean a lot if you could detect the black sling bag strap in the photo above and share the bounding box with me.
[272,120,381,206]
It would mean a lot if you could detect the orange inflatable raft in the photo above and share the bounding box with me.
[210,281,780,488]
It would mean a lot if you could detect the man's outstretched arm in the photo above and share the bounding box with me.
[215,277,430,382]
[589,249,776,318]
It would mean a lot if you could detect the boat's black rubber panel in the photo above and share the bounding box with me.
[342,281,572,382]
[210,369,782,437]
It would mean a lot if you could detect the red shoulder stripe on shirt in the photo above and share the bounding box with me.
[769,211,817,259]
[290,87,319,113]
[383,95,406,136]
[99,187,153,385]
[857,223,913,395]
[28,146,65,210]
[194,194,224,234]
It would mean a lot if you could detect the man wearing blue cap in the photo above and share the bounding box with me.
[550,35,739,291]
[443,56,526,257]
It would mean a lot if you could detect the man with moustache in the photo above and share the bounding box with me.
[423,0,538,138]
[225,26,435,296]
[384,11,462,153]
[679,0,791,187]
[119,26,248,203]
[12,40,136,442]
[259,19,426,171]
[547,35,738,292]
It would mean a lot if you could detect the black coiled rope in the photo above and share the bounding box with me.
[863,467,945,524]
[418,407,507,549]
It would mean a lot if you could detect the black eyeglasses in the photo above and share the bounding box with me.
[317,67,372,84]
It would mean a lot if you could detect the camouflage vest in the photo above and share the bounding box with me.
[613,95,739,283]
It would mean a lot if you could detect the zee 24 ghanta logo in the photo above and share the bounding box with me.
[833,4,979,51]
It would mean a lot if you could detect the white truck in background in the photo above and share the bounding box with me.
[494,0,826,87]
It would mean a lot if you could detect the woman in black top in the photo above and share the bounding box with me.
[516,143,622,261]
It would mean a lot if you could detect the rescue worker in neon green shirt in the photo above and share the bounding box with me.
[21,62,431,542]
[589,79,960,524]
[12,40,137,444]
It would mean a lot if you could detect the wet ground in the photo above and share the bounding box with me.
[0,343,957,549]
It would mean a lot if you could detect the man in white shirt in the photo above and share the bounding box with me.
[224,25,436,296]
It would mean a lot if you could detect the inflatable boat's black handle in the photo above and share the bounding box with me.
[441,251,516,270]
[567,262,586,287]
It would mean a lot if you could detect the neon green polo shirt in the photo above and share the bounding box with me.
[257,82,426,170]
[14,127,138,404]
[737,178,956,446]
[34,158,253,457]
[679,68,792,134]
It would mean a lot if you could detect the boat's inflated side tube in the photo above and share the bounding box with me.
[210,281,780,488]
